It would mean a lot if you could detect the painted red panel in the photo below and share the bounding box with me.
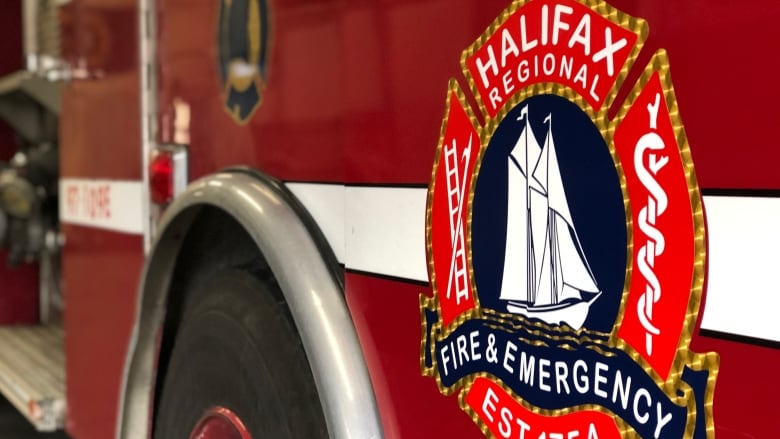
[0,0,20,162]
[0,1,22,78]
[160,0,780,189]
[346,272,483,439]
[61,226,143,439]
[690,334,780,439]
[610,0,780,191]
[59,2,143,439]
[0,0,36,324]
[0,252,38,324]
[59,1,139,181]
[52,0,780,438]
[159,0,490,185]
[155,1,780,438]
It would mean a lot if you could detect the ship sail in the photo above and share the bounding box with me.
[499,107,601,329]
[498,107,542,302]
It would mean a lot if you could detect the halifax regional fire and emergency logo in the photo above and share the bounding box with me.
[420,0,719,438]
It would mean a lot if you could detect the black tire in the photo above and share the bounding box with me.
[153,270,329,438]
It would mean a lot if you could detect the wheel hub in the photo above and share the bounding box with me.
[189,406,253,439]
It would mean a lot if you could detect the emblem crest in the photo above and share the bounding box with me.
[421,0,718,437]
[217,0,270,124]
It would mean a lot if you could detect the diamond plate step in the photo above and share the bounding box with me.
[0,325,65,431]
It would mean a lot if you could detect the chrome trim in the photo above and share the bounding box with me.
[115,1,159,435]
[22,0,65,79]
[117,172,383,439]
[170,147,188,198]
[139,0,157,254]
[22,0,41,72]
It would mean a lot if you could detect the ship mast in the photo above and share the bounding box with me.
[520,106,536,303]
[543,113,558,304]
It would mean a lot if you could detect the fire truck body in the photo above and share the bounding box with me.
[0,0,777,438]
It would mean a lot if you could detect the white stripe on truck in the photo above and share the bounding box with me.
[60,178,145,235]
[60,179,774,342]
[289,183,780,344]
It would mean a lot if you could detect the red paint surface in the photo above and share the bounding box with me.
[0,5,36,324]
[53,0,780,438]
[0,1,22,78]
[346,272,483,438]
[610,0,780,191]
[159,0,488,185]
[159,0,780,190]
[59,2,142,438]
[690,334,780,438]
[0,0,39,325]
[0,252,38,324]
[0,38,20,164]
[60,226,143,439]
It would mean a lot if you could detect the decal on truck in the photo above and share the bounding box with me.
[217,0,270,124]
[421,0,718,437]
[60,179,144,235]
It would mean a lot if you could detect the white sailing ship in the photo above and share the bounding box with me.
[500,105,601,330]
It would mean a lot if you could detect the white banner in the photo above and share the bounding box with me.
[288,183,780,344]
[60,178,145,235]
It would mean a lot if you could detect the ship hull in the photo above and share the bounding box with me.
[506,292,602,330]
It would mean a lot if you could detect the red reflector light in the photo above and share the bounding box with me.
[150,152,174,205]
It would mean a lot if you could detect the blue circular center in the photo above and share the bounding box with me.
[471,94,625,333]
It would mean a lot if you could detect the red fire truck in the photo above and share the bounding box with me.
[0,0,777,438]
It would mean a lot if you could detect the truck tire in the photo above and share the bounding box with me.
[153,269,329,438]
